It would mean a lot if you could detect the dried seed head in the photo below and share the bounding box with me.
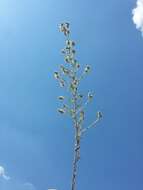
[64,56,71,63]
[59,23,64,32]
[79,94,83,98]
[58,108,65,114]
[59,23,70,36]
[66,40,70,46]
[73,79,78,87]
[66,40,75,47]
[71,59,77,66]
[54,72,59,79]
[64,30,70,36]
[97,111,103,119]
[65,22,70,28]
[84,65,91,73]
[59,80,65,87]
[72,41,75,46]
[72,49,76,54]
[76,63,80,68]
[60,65,70,75]
[88,92,93,101]
[61,49,66,54]
[58,96,65,100]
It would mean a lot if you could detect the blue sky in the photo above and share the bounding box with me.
[0,0,143,190]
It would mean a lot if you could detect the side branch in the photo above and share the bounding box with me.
[81,118,100,135]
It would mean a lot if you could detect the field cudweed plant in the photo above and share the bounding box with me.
[54,22,102,190]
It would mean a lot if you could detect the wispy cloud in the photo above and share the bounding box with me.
[132,0,143,35]
[0,166,56,190]
[0,166,10,180]
[23,183,36,190]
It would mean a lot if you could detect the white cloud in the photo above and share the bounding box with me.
[23,183,36,190]
[0,166,10,180]
[0,166,56,190]
[132,0,143,35]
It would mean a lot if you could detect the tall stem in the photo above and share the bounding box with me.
[71,131,80,190]
[71,85,81,190]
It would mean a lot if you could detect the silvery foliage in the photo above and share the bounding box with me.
[54,22,102,135]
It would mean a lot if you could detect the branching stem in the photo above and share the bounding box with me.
[81,118,100,135]
[56,23,102,190]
